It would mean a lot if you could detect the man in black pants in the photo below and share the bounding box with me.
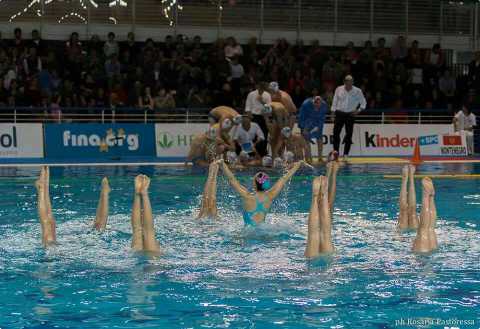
[331,75,367,161]
[245,82,272,157]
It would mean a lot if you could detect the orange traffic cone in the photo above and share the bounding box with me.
[410,137,422,165]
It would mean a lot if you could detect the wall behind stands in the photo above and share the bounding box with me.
[0,0,477,51]
[0,123,464,162]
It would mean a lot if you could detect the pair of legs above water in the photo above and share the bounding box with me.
[398,164,419,230]
[131,175,161,255]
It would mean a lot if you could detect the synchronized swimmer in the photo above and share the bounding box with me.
[35,160,439,258]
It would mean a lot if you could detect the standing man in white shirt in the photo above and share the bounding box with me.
[245,82,272,156]
[331,75,367,160]
[453,104,476,155]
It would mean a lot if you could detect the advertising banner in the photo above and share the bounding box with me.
[154,123,461,158]
[0,123,44,158]
[155,123,209,157]
[44,124,156,159]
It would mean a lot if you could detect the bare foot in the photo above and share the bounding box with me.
[141,175,150,195]
[101,177,111,193]
[134,175,143,195]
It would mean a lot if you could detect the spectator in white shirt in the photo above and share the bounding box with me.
[453,105,476,155]
[233,115,265,161]
[229,56,244,104]
[331,75,367,160]
[245,82,272,156]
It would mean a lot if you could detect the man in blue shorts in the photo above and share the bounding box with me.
[298,96,328,164]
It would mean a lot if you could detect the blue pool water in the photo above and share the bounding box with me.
[0,163,478,329]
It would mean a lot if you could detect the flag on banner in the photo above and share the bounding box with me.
[443,135,462,146]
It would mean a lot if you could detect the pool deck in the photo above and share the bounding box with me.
[0,156,479,167]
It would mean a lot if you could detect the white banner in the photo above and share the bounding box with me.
[155,123,462,158]
[0,124,44,158]
[155,123,209,157]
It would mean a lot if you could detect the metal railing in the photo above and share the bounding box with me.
[0,107,454,125]
[0,0,478,47]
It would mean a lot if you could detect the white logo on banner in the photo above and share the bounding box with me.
[0,124,44,158]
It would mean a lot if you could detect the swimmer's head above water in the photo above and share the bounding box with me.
[254,172,271,192]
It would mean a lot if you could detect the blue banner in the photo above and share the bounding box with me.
[418,135,439,146]
[45,124,156,159]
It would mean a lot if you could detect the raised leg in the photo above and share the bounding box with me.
[407,165,419,229]
[131,175,144,251]
[43,166,56,242]
[318,176,334,253]
[327,161,339,214]
[36,168,55,247]
[197,162,219,219]
[94,177,111,231]
[305,177,321,259]
[140,175,161,255]
[412,178,435,253]
[398,165,409,230]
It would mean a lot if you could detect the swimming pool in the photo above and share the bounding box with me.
[0,164,478,329]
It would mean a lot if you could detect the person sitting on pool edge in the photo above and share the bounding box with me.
[35,166,56,247]
[218,158,309,225]
[130,175,161,255]
[186,126,228,167]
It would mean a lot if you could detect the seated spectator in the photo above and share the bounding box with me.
[215,82,235,108]
[391,36,408,63]
[224,37,243,59]
[288,69,305,94]
[408,40,422,66]
[23,47,42,78]
[104,32,119,59]
[139,86,154,110]
[468,51,480,92]
[439,70,456,109]
[154,88,176,109]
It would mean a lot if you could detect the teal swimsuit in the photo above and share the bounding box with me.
[243,194,271,226]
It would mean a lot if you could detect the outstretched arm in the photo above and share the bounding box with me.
[220,160,249,197]
[268,161,303,199]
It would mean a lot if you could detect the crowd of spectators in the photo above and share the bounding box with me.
[0,27,477,114]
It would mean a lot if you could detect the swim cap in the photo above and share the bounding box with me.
[283,151,294,163]
[269,81,279,93]
[281,126,292,138]
[255,172,271,190]
[207,127,217,140]
[226,151,237,164]
[328,150,339,162]
[262,104,272,115]
[273,157,284,168]
[221,118,232,130]
[233,115,242,125]
[262,156,273,167]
